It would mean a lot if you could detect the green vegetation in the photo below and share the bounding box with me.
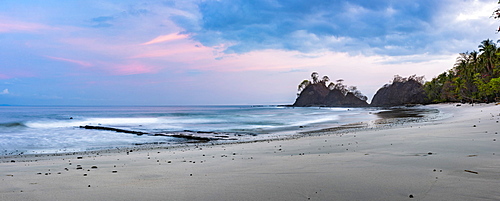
[424,39,500,103]
[297,72,367,101]
[424,3,500,103]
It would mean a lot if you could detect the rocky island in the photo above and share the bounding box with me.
[371,75,429,106]
[293,72,369,107]
[292,72,429,107]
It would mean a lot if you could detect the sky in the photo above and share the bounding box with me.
[0,0,498,105]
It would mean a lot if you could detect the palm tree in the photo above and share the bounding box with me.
[453,53,470,101]
[311,72,319,84]
[327,82,335,90]
[334,79,347,95]
[478,39,497,76]
[298,79,310,93]
[322,75,330,84]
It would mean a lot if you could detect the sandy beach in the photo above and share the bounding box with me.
[1,103,499,201]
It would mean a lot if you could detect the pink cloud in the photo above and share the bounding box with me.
[57,34,215,74]
[141,33,189,45]
[109,62,158,75]
[167,49,310,73]
[45,56,93,67]
[131,43,213,59]
[0,74,10,79]
[0,18,53,33]
[0,70,36,80]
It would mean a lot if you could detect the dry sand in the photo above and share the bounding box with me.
[1,103,499,201]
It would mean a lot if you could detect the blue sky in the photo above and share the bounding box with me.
[0,0,497,105]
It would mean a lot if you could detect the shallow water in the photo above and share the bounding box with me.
[0,105,439,155]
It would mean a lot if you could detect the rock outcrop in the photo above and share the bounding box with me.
[292,73,430,107]
[371,79,428,107]
[293,83,369,107]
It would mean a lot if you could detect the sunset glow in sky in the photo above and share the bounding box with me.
[0,0,498,105]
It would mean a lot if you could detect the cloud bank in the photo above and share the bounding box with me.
[0,0,497,105]
[172,0,497,56]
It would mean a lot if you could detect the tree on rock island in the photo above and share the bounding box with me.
[293,72,368,107]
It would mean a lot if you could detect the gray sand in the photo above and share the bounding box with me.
[1,103,499,200]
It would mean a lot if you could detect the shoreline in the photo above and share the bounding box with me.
[1,103,499,200]
[0,105,380,157]
[0,104,437,161]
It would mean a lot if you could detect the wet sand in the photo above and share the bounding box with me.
[1,103,499,200]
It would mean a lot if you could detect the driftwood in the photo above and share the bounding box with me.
[464,170,479,174]
[79,125,148,135]
[80,125,217,141]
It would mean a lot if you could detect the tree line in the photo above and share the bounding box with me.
[424,39,500,103]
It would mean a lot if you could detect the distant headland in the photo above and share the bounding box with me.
[292,72,428,107]
[292,39,500,107]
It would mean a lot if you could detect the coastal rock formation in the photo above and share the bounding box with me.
[293,83,369,107]
[371,76,428,107]
[292,73,430,107]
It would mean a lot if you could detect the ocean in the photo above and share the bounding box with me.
[0,105,439,156]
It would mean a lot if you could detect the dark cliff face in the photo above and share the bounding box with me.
[371,79,428,107]
[293,83,329,106]
[344,92,369,106]
[293,83,369,107]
